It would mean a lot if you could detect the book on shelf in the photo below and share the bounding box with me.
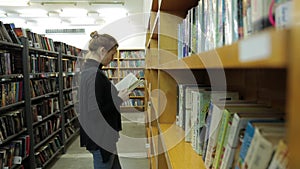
[115,72,144,91]
[267,139,288,169]
[235,119,285,169]
[220,110,285,169]
[243,126,286,169]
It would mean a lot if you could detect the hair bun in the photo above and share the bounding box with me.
[90,31,99,38]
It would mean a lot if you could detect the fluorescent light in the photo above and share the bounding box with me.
[97,7,128,17]
[35,18,62,26]
[87,12,99,17]
[60,8,87,17]
[69,17,95,25]
[0,10,6,17]
[0,0,29,6]
[1,18,26,26]
[48,11,59,17]
[18,8,48,17]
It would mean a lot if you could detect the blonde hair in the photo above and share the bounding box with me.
[84,31,118,62]
[88,31,118,52]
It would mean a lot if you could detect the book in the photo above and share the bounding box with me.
[220,110,284,169]
[267,139,288,169]
[235,119,285,169]
[115,73,143,91]
[243,127,286,169]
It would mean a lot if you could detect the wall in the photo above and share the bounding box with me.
[28,13,147,50]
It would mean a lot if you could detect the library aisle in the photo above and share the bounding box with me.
[46,112,149,169]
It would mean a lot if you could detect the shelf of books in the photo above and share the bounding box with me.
[0,21,83,169]
[145,0,295,169]
[118,49,146,112]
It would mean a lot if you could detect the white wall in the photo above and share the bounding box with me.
[29,13,147,50]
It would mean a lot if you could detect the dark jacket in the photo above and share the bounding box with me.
[78,59,123,162]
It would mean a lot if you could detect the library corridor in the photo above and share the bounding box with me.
[47,112,149,169]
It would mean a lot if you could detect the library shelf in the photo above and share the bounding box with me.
[157,28,288,70]
[160,124,205,169]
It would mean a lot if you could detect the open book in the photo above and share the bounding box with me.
[115,73,144,91]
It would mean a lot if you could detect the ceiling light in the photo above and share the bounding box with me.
[35,18,62,26]
[0,0,29,6]
[6,12,19,17]
[17,8,48,17]
[97,7,127,17]
[87,12,99,17]
[60,8,87,17]
[48,11,60,17]
[69,17,95,25]
[0,10,7,17]
[89,1,125,5]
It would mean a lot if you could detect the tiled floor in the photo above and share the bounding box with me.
[47,112,149,169]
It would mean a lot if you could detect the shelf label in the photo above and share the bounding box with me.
[239,32,271,62]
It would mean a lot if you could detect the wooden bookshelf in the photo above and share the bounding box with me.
[145,0,298,169]
[160,124,205,169]
[158,28,288,69]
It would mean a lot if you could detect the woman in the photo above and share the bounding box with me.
[78,31,130,169]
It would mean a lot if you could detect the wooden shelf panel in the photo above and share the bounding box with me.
[157,28,288,69]
[159,124,205,169]
[159,0,198,18]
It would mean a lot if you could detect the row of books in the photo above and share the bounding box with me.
[119,60,145,68]
[120,70,144,79]
[0,20,83,56]
[0,52,23,75]
[122,99,144,107]
[62,59,77,73]
[30,54,58,74]
[119,50,145,59]
[54,41,82,57]
[0,109,25,143]
[35,135,62,168]
[0,81,24,107]
[0,135,30,169]
[177,0,290,58]
[63,76,74,89]
[103,70,118,78]
[130,90,145,97]
[64,123,78,141]
[32,97,60,123]
[34,116,61,145]
[63,92,74,108]
[65,109,77,124]
[104,60,118,68]
[30,78,59,98]
[176,84,287,169]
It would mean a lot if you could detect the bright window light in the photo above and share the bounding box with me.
[0,0,29,6]
[60,8,87,17]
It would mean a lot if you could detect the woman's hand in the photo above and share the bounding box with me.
[118,89,131,102]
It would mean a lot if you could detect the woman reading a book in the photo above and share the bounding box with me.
[78,31,130,169]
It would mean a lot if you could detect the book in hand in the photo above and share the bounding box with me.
[115,73,144,91]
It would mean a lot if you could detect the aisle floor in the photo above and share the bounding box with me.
[47,112,149,169]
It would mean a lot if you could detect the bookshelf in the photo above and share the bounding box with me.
[0,26,83,169]
[103,49,146,112]
[145,0,297,169]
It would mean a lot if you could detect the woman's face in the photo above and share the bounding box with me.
[101,47,117,66]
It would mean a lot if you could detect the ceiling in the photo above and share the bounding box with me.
[0,0,145,27]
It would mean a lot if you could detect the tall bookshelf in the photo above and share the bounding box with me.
[0,26,83,169]
[145,0,298,169]
[102,49,146,112]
